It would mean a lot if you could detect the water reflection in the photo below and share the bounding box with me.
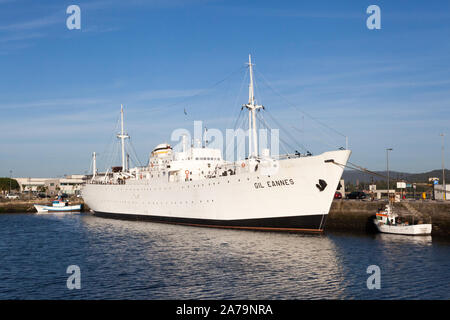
[376,233,433,246]
[326,231,449,299]
[0,214,448,299]
[79,215,347,299]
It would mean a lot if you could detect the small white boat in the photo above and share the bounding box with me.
[34,197,82,214]
[373,203,432,236]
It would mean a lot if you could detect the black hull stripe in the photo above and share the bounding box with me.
[93,211,328,233]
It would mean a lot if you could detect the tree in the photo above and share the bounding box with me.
[0,178,20,192]
[37,185,48,194]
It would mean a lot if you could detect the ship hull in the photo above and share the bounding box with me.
[374,220,432,236]
[82,150,351,232]
[94,211,326,232]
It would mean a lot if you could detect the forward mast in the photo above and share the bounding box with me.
[244,54,263,158]
[117,104,130,171]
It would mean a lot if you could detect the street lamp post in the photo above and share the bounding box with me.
[9,170,12,194]
[441,133,446,200]
[386,148,393,202]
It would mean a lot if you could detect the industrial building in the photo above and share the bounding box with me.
[15,175,87,196]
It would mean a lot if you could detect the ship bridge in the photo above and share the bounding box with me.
[169,146,224,182]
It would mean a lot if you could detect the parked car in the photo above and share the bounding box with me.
[334,191,342,199]
[346,191,367,200]
[6,194,20,200]
[37,193,50,198]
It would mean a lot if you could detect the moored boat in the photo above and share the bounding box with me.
[373,203,432,236]
[34,196,82,214]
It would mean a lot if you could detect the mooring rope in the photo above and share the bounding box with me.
[329,159,388,180]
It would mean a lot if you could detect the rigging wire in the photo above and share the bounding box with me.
[126,138,143,168]
[96,66,244,171]
[105,137,120,172]
[223,68,250,160]
[227,67,249,130]
[242,66,309,153]
[292,120,341,151]
[256,112,293,155]
[254,68,348,145]
[233,109,250,160]
[263,108,308,153]
[100,115,121,172]
[152,65,247,119]
[224,108,243,161]
[331,160,388,180]
[87,156,93,176]
[93,61,351,171]
[88,61,392,193]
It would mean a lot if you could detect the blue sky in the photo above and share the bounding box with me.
[0,0,449,177]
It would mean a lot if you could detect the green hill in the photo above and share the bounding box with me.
[342,169,449,185]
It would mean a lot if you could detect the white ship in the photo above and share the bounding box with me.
[81,56,351,232]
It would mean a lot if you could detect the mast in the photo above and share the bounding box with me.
[90,151,97,183]
[245,54,263,158]
[182,134,187,153]
[386,148,393,203]
[117,104,129,171]
[92,152,97,178]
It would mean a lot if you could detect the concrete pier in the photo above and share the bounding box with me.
[0,199,86,214]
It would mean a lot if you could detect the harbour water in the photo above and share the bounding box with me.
[0,213,449,300]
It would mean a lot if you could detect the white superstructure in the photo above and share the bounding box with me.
[82,56,351,232]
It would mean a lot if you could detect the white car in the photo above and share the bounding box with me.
[6,194,20,199]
